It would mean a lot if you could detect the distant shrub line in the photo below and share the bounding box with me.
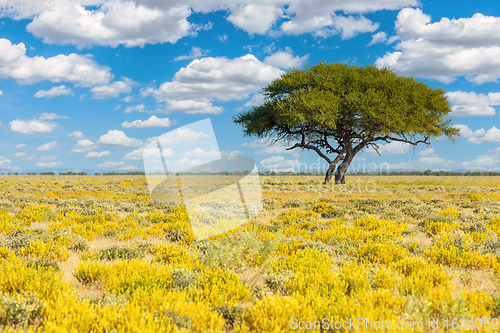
[2,170,500,176]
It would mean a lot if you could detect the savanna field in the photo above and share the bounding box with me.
[1,175,500,332]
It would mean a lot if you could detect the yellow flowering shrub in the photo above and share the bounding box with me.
[311,201,331,213]
[0,209,14,233]
[74,260,108,284]
[313,216,407,244]
[439,207,460,218]
[423,220,459,236]
[486,217,500,236]
[355,242,407,265]
[19,238,70,262]
[424,231,498,268]
[190,265,251,307]
[15,204,53,226]
[153,243,198,268]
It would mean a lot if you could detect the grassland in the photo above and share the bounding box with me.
[1,175,500,332]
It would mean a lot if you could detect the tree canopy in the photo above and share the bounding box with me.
[234,63,459,184]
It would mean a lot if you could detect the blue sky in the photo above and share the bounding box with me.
[0,0,499,174]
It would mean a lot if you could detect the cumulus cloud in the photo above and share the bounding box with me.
[36,141,58,152]
[226,3,283,34]
[123,146,175,161]
[462,147,500,171]
[248,138,299,155]
[0,90,3,96]
[36,161,65,168]
[0,156,12,168]
[376,8,500,83]
[466,127,500,144]
[183,148,220,159]
[26,0,192,48]
[174,46,209,61]
[446,91,500,117]
[97,161,138,170]
[281,13,379,39]
[124,104,147,113]
[15,144,26,149]
[67,131,84,139]
[364,141,411,155]
[10,0,418,48]
[34,85,74,98]
[386,149,457,171]
[90,78,133,99]
[70,139,97,153]
[97,130,143,147]
[0,38,111,86]
[9,119,57,135]
[368,31,391,46]
[155,54,284,114]
[264,48,308,69]
[85,151,111,159]
[39,113,63,120]
[122,116,173,128]
[260,155,301,172]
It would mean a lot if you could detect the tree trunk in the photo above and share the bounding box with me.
[323,163,336,184]
[335,153,354,185]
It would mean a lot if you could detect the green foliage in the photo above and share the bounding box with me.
[234,63,459,182]
[235,63,458,140]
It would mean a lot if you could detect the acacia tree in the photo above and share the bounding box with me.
[234,63,459,184]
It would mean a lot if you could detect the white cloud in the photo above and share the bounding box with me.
[193,0,415,37]
[123,146,175,161]
[376,9,500,83]
[466,127,500,144]
[166,99,224,115]
[67,130,84,139]
[243,94,265,107]
[462,147,500,171]
[36,141,58,152]
[152,128,208,147]
[174,46,209,61]
[16,0,417,49]
[8,152,27,158]
[264,48,308,69]
[97,130,143,147]
[155,54,284,114]
[14,144,26,149]
[90,78,133,99]
[0,38,111,86]
[85,151,111,159]
[124,104,146,113]
[386,149,457,171]
[248,138,299,155]
[281,13,379,39]
[26,0,192,48]
[121,96,134,102]
[122,116,173,128]
[446,91,500,117]
[183,148,220,159]
[364,141,411,155]
[368,31,387,46]
[34,85,74,98]
[226,4,283,34]
[70,139,96,153]
[36,161,65,168]
[260,155,301,172]
[38,113,63,120]
[9,119,57,135]
[97,161,138,170]
[20,155,58,162]
[0,90,3,96]
[0,156,12,168]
